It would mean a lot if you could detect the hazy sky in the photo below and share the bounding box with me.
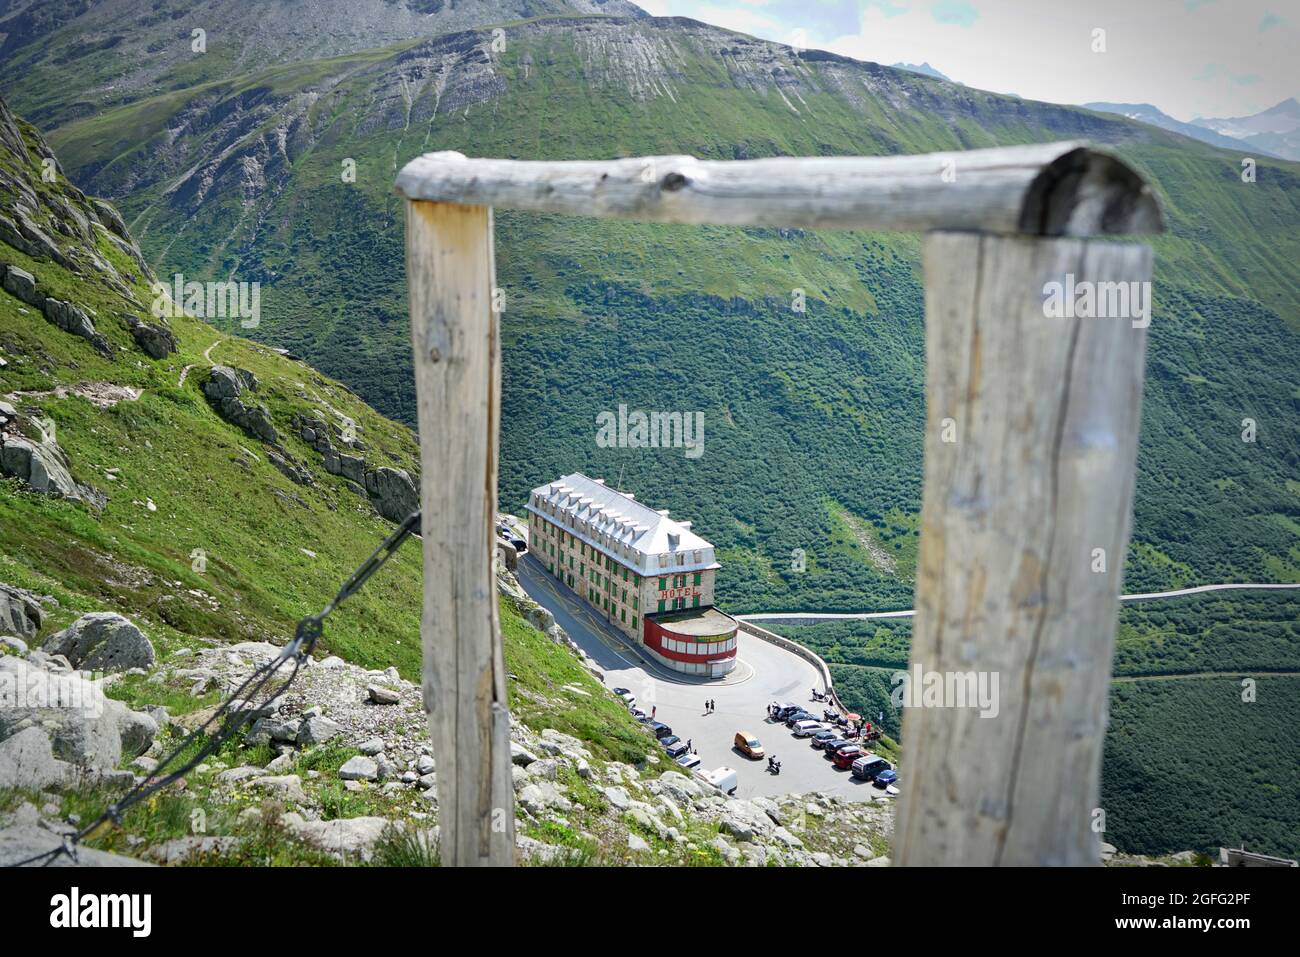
[635,0,1299,121]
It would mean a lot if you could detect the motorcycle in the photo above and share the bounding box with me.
[766,756,782,775]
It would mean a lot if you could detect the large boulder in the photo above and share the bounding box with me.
[287,816,391,863]
[0,726,69,791]
[124,315,177,359]
[1,264,42,306]
[41,612,155,673]
[40,297,110,354]
[0,655,157,770]
[0,413,91,502]
[203,367,278,444]
[0,583,44,640]
[0,825,153,867]
[364,467,418,522]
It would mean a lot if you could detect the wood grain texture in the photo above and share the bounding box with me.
[894,232,1152,866]
[406,200,514,866]
[395,143,1162,237]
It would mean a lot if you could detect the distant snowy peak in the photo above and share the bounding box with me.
[892,62,950,81]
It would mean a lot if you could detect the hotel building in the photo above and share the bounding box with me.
[526,472,740,677]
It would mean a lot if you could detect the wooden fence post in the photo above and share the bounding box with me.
[894,232,1152,866]
[405,200,515,866]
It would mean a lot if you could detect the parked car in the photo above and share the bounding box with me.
[784,710,816,727]
[774,703,802,721]
[611,687,631,696]
[833,744,868,769]
[820,737,849,756]
[675,752,701,770]
[660,735,681,749]
[792,719,825,738]
[811,729,840,749]
[874,769,898,788]
[649,722,674,739]
[630,707,649,722]
[734,731,764,759]
[851,755,891,781]
[618,691,636,707]
[664,740,691,759]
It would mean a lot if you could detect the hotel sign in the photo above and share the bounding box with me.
[657,586,701,601]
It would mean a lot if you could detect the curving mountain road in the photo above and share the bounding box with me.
[735,582,1300,625]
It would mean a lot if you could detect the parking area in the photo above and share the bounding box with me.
[516,553,896,802]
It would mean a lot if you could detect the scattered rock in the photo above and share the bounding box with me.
[367,684,400,705]
[0,582,44,640]
[254,774,309,803]
[145,836,240,865]
[297,715,342,746]
[286,816,390,863]
[338,756,379,782]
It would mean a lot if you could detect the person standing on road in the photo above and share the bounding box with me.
[686,738,692,751]
[651,705,657,719]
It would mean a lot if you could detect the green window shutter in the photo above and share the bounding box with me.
[659,577,666,589]
[694,573,701,585]
[657,600,666,612]
[692,596,700,607]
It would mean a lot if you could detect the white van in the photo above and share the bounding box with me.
[792,719,825,737]
[700,766,738,795]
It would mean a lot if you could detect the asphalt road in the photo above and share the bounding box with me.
[516,554,891,802]
[735,582,1300,624]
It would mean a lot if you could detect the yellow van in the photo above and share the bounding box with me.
[734,731,764,759]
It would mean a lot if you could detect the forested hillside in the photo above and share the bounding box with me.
[781,589,1300,859]
[9,14,1294,615]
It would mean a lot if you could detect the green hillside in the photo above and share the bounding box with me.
[16,15,1297,616]
[0,96,427,679]
[780,588,1300,859]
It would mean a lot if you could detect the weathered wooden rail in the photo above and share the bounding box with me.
[396,141,1161,866]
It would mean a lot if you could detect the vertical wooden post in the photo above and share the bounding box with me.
[406,200,515,866]
[895,232,1152,866]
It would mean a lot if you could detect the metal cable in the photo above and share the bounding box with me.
[6,510,421,867]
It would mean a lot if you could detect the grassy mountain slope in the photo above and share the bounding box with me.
[20,14,1297,616]
[0,98,426,678]
[0,0,647,129]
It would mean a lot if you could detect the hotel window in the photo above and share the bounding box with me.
[631,616,638,629]
[692,596,700,608]
[632,597,638,610]
[620,610,626,622]
[693,573,702,585]
[659,577,667,589]
[657,600,666,612]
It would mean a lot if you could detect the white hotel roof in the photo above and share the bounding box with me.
[526,472,720,575]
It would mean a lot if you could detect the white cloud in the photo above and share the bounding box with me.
[638,0,1299,120]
